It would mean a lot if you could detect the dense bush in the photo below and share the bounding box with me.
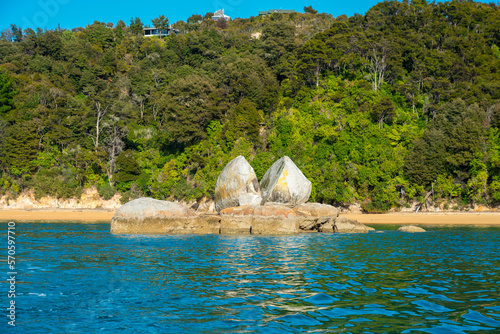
[0,1,499,209]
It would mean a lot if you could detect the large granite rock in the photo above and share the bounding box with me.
[111,197,221,234]
[214,156,262,213]
[333,216,374,233]
[112,197,195,220]
[260,156,312,206]
[398,225,426,233]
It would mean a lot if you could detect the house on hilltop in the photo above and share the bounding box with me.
[258,9,296,16]
[212,9,231,21]
[143,26,179,37]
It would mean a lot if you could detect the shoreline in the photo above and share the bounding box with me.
[0,209,115,222]
[343,212,500,226]
[0,209,499,225]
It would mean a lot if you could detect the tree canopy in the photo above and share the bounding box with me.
[0,1,499,210]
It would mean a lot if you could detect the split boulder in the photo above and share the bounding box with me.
[214,156,262,213]
[260,156,312,206]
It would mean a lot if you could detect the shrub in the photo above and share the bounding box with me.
[98,183,116,200]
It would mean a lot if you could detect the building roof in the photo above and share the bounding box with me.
[212,9,231,21]
[259,9,296,16]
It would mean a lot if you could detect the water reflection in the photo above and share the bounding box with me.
[5,223,500,333]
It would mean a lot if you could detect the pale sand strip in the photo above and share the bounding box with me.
[0,210,115,222]
[343,213,500,226]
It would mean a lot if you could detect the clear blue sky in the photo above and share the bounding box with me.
[0,0,493,32]
[1,0,381,31]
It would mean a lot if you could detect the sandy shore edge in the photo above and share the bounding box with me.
[0,209,115,222]
[0,209,499,225]
[343,212,500,225]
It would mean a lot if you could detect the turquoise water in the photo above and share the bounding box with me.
[3,223,500,333]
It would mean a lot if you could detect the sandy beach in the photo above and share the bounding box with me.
[0,209,115,222]
[343,212,500,226]
[0,209,498,225]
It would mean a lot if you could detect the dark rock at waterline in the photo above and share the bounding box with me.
[333,216,375,233]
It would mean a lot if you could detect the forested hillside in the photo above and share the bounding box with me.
[0,0,499,211]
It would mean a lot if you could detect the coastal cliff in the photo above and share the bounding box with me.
[0,187,122,210]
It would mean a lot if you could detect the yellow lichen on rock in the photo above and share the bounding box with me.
[260,157,311,206]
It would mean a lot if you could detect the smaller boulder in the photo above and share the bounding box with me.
[111,197,198,234]
[398,225,426,233]
[113,197,195,220]
[334,216,373,233]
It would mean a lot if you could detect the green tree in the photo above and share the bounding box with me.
[161,75,223,147]
[37,30,63,59]
[304,6,318,14]
[130,17,144,35]
[10,24,23,42]
[261,21,297,66]
[151,15,169,39]
[115,150,141,191]
[187,14,203,24]
[1,123,38,172]
[224,99,264,146]
[296,39,330,87]
[0,72,16,113]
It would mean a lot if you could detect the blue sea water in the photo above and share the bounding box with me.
[2,223,500,333]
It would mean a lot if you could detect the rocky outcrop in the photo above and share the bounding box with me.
[398,225,426,233]
[252,218,299,235]
[259,156,312,206]
[294,203,339,218]
[110,157,374,235]
[220,216,252,234]
[111,198,221,234]
[294,203,339,232]
[214,156,262,213]
[110,197,370,235]
[219,204,300,234]
[113,197,195,220]
[333,216,374,233]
